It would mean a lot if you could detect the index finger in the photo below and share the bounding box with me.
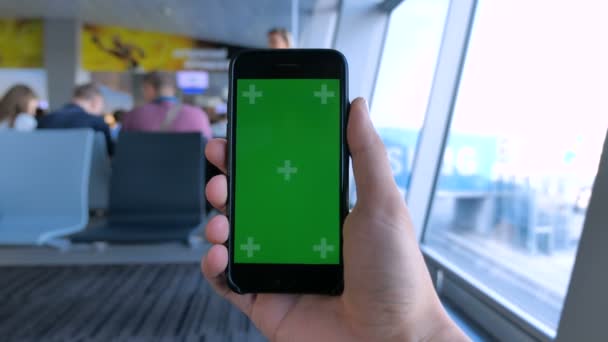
[205,138,228,174]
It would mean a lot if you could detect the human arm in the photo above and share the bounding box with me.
[202,98,469,342]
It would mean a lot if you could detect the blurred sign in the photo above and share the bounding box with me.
[378,127,499,194]
[439,134,498,192]
[378,128,419,195]
[81,24,229,72]
[173,48,227,59]
[176,70,209,95]
[0,19,43,68]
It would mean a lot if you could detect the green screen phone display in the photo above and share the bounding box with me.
[234,79,340,265]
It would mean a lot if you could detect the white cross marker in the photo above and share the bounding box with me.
[242,84,263,104]
[313,238,335,259]
[240,237,260,257]
[313,84,335,104]
[277,160,298,181]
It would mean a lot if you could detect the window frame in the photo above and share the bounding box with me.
[402,0,562,340]
[405,0,476,240]
[555,130,608,341]
[425,247,553,341]
[332,0,391,103]
[339,0,602,339]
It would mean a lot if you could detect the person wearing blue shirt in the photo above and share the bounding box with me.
[38,83,113,155]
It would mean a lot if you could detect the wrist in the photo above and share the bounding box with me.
[423,315,469,342]
[395,299,469,342]
[417,303,469,342]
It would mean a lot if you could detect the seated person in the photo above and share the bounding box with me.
[122,71,212,140]
[38,83,113,155]
[110,109,126,141]
[0,85,39,131]
[268,27,293,49]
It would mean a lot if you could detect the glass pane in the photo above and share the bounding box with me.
[365,0,450,200]
[423,0,608,334]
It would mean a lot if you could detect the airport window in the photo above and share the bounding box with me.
[370,0,450,198]
[422,0,608,334]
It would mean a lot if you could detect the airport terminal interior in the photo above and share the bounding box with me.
[0,0,607,341]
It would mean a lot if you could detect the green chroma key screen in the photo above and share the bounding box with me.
[235,79,340,264]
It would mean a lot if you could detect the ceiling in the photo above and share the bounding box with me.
[0,0,319,47]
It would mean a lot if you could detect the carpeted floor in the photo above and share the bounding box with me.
[0,264,266,342]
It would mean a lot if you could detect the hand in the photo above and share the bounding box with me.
[202,98,468,341]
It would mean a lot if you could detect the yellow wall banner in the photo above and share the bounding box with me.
[81,24,226,72]
[0,19,44,68]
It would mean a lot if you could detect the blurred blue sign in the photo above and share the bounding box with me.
[377,128,498,194]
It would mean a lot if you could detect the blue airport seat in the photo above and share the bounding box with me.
[0,130,94,247]
[70,132,206,244]
[89,132,111,211]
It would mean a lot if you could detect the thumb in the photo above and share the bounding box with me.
[347,98,401,208]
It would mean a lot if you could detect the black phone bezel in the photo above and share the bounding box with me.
[226,49,349,295]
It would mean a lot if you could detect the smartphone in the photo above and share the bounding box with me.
[226,49,349,294]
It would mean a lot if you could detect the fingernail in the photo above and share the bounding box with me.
[354,97,368,112]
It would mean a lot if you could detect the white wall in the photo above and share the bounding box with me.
[0,69,48,106]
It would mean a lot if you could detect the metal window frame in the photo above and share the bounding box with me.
[556,130,608,341]
[337,0,594,339]
[333,0,392,207]
[332,0,391,101]
[406,0,478,241]
[330,0,344,49]
[378,0,405,13]
[425,248,553,341]
[291,0,300,46]
[298,0,341,48]
[367,9,391,107]
[404,0,558,340]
